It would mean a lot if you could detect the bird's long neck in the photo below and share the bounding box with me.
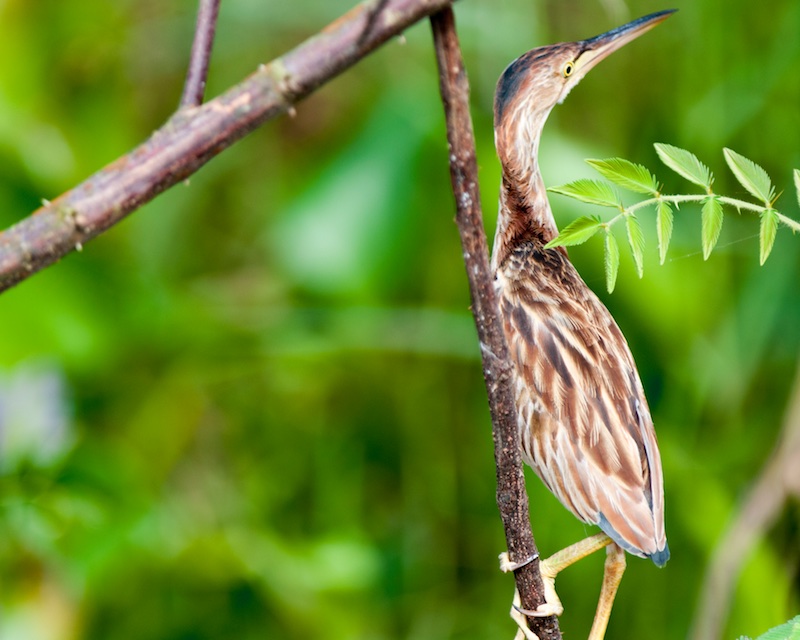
[491,114,561,272]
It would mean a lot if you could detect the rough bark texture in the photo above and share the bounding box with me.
[430,8,561,640]
[0,0,456,293]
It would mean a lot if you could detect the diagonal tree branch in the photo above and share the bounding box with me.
[429,7,560,640]
[0,0,457,294]
[180,0,221,108]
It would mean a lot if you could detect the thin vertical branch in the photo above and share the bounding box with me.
[357,0,392,48]
[429,7,561,640]
[180,0,221,108]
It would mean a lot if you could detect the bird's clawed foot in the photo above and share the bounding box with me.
[498,551,538,573]
[499,551,564,616]
[510,587,540,640]
[500,536,624,640]
[499,552,563,640]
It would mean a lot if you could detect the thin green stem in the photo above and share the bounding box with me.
[624,194,764,216]
[621,193,800,231]
[716,196,770,213]
[605,212,625,227]
[775,212,800,233]
[554,188,800,266]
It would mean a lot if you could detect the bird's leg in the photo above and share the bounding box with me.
[500,534,613,639]
[512,533,613,618]
[587,542,626,640]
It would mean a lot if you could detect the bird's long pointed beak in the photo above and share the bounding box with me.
[574,9,676,75]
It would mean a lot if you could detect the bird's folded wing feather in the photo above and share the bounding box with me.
[498,261,666,557]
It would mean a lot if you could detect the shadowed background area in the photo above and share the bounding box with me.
[0,1,798,639]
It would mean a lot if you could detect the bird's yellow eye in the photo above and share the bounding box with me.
[562,61,575,77]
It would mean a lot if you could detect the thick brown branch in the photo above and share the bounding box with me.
[0,0,456,294]
[180,0,221,108]
[429,8,560,640]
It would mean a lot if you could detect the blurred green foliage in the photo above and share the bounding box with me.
[0,1,798,639]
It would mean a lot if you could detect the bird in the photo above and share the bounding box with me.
[491,10,674,640]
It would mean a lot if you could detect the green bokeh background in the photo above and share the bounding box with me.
[1,1,798,638]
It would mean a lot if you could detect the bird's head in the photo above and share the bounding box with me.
[494,10,675,171]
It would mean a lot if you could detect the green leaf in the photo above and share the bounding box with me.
[794,169,800,208]
[753,615,800,640]
[656,200,672,264]
[548,179,621,208]
[604,231,620,293]
[625,214,645,277]
[654,143,713,190]
[701,196,724,260]
[586,158,659,195]
[544,216,602,249]
[656,200,673,265]
[759,209,779,265]
[723,148,775,204]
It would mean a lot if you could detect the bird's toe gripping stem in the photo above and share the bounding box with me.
[499,551,563,639]
[498,551,538,573]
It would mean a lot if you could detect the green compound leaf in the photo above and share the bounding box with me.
[625,214,645,277]
[656,200,673,265]
[655,143,713,191]
[544,216,602,249]
[604,230,620,293]
[723,148,776,205]
[701,196,724,260]
[586,158,659,195]
[759,209,779,265]
[548,179,621,208]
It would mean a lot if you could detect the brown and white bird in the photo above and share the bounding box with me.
[492,11,674,640]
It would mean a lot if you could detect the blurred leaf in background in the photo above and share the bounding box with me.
[0,1,798,639]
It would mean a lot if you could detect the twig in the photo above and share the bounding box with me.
[429,7,560,640]
[357,0,391,48]
[0,0,455,294]
[180,0,221,108]
[689,354,800,640]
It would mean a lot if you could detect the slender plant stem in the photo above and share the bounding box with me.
[624,194,763,216]
[774,212,800,232]
[0,0,457,294]
[430,7,560,640]
[180,0,221,108]
[617,195,800,232]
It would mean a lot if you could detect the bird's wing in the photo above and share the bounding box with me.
[498,261,666,558]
